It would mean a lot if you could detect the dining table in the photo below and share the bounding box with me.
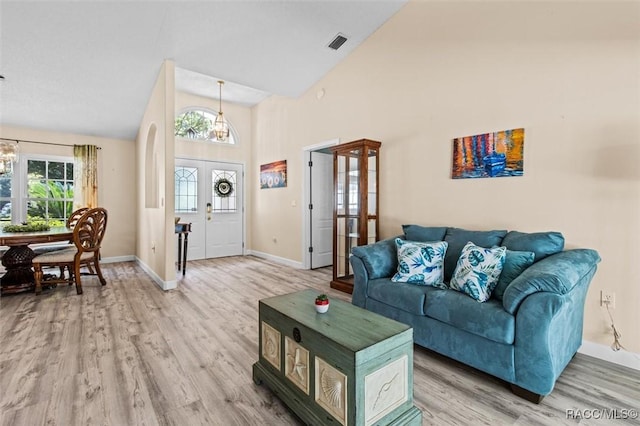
[0,226,73,295]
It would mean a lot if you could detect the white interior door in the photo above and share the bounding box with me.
[205,162,244,258]
[310,151,333,268]
[175,159,244,261]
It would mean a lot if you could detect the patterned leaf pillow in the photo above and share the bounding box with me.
[450,241,507,302]
[391,238,448,288]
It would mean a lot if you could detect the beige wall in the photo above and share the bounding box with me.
[251,1,640,352]
[0,125,136,258]
[136,60,176,283]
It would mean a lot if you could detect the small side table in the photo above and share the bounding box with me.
[175,223,192,276]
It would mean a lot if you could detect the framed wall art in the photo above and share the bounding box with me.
[260,160,287,189]
[452,128,524,179]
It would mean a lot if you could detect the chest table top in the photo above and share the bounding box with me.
[259,289,411,354]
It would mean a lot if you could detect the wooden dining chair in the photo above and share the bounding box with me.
[65,207,95,274]
[32,206,92,279]
[33,207,108,295]
[32,207,90,253]
[67,207,90,228]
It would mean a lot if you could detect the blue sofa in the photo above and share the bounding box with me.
[350,226,601,402]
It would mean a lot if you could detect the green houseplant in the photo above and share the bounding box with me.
[314,294,330,313]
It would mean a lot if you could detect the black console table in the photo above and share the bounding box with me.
[175,223,192,276]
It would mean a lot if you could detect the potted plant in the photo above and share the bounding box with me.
[315,294,330,313]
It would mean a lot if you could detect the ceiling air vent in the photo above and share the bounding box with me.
[328,34,348,51]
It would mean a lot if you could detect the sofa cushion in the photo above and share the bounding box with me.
[501,231,564,262]
[424,289,515,344]
[492,250,535,301]
[443,228,507,282]
[391,239,448,288]
[402,224,447,242]
[351,237,400,279]
[368,278,441,316]
[450,242,507,302]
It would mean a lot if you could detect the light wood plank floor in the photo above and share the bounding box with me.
[1,256,638,425]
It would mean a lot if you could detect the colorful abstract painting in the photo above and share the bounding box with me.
[260,160,287,189]
[452,128,524,179]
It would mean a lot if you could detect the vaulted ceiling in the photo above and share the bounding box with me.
[0,1,407,141]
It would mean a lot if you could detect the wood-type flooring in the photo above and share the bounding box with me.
[1,256,638,425]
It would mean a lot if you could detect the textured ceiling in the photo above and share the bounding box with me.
[0,1,406,140]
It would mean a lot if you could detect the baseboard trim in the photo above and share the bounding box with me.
[101,255,136,264]
[246,250,303,269]
[135,257,177,291]
[579,340,640,371]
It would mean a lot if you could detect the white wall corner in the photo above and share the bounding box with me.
[135,257,177,291]
[246,250,304,269]
[579,340,640,371]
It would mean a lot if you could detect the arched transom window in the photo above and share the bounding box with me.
[174,108,237,145]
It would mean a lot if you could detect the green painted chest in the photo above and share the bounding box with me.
[253,289,422,425]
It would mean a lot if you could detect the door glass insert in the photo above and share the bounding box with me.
[175,166,198,212]
[211,169,237,212]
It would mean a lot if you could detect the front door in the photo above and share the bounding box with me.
[205,162,244,258]
[175,159,244,260]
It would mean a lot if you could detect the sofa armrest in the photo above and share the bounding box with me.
[513,281,592,395]
[350,255,369,308]
[502,249,600,314]
[350,236,401,308]
[350,236,400,279]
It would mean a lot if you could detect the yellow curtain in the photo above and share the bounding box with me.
[73,145,99,209]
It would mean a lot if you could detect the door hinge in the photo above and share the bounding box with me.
[308,161,313,167]
[242,242,245,248]
[308,246,313,253]
[309,204,313,210]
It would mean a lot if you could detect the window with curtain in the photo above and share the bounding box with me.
[0,155,74,225]
[0,148,98,225]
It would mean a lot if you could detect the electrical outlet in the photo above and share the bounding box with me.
[600,290,615,308]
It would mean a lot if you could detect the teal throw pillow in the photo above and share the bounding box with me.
[442,228,507,282]
[450,242,507,302]
[492,250,535,301]
[391,238,448,288]
[501,231,564,262]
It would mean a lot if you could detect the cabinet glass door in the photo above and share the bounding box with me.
[331,139,381,293]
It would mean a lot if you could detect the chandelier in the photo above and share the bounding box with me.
[0,140,18,175]
[212,80,230,142]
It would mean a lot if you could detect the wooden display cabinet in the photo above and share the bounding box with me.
[330,139,381,294]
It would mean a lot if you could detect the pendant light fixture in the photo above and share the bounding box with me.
[0,140,18,175]
[212,80,230,142]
